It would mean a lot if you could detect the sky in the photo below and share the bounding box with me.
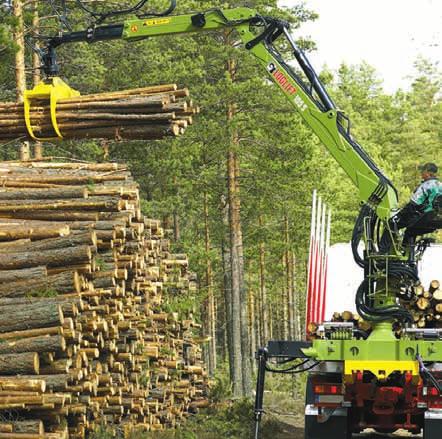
[280,0,441,92]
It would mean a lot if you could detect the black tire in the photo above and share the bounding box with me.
[304,374,352,439]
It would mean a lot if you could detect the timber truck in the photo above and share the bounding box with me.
[23,1,442,437]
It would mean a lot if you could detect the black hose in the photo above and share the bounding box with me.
[265,361,320,375]
[356,278,413,324]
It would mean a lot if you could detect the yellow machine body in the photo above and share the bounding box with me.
[344,360,421,384]
[24,77,80,141]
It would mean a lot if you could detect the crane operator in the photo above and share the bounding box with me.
[380,162,442,252]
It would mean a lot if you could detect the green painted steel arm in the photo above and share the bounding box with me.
[121,8,399,220]
[46,7,399,219]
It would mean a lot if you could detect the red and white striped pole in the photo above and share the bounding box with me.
[306,191,332,335]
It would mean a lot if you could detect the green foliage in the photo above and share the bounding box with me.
[208,363,233,402]
[88,399,288,439]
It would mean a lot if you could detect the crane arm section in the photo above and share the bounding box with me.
[46,7,398,219]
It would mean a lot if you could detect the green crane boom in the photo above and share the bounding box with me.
[44,7,398,220]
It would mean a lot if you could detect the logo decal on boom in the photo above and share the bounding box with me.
[267,63,296,95]
[143,18,171,27]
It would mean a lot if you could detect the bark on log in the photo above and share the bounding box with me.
[0,210,100,222]
[0,378,45,392]
[0,197,123,212]
[0,327,62,341]
[0,266,47,283]
[0,271,81,297]
[0,187,87,200]
[0,231,96,253]
[0,334,66,354]
[10,420,43,434]
[0,246,91,269]
[0,352,39,375]
[0,302,63,332]
[0,225,69,241]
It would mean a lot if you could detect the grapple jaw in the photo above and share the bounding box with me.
[24,77,80,141]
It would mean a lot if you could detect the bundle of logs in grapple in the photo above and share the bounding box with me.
[0,84,198,142]
[0,161,208,438]
[400,280,442,328]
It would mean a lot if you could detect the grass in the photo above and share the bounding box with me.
[90,400,288,439]
[89,366,306,439]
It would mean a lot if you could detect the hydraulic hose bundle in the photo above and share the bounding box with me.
[352,204,417,324]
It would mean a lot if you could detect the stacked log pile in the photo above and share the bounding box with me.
[0,161,208,438]
[400,280,442,328]
[0,84,199,142]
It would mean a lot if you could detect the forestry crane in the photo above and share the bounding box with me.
[25,2,442,438]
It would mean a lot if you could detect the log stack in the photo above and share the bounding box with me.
[0,161,208,438]
[0,84,198,142]
[316,281,442,339]
[400,280,442,328]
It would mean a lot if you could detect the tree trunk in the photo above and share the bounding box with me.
[248,278,256,373]
[233,152,252,396]
[12,0,30,160]
[225,48,251,397]
[227,147,244,397]
[258,216,269,344]
[282,252,289,339]
[284,215,295,339]
[32,0,43,160]
[292,253,301,339]
[254,279,262,349]
[221,196,234,382]
[204,192,216,376]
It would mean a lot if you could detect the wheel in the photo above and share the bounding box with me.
[424,410,442,439]
[304,374,351,439]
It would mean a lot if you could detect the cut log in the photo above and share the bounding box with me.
[0,302,63,333]
[0,246,91,270]
[0,271,81,297]
[0,327,62,341]
[0,352,39,375]
[429,280,441,294]
[0,197,124,212]
[0,266,47,283]
[0,224,69,241]
[10,420,43,435]
[0,187,87,200]
[0,334,66,354]
[0,378,45,392]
